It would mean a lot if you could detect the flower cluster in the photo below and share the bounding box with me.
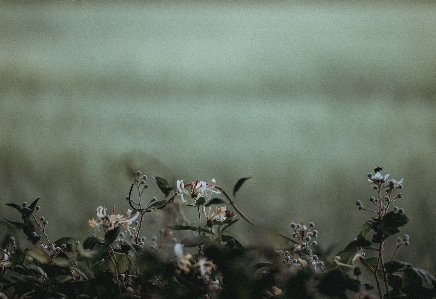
[88,206,139,232]
[277,221,324,271]
[176,178,220,204]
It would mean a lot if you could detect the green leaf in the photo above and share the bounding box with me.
[104,225,121,245]
[5,203,22,213]
[195,197,206,206]
[148,200,168,209]
[388,274,403,294]
[28,198,41,214]
[403,268,423,289]
[167,225,215,235]
[204,197,227,206]
[152,176,173,198]
[221,235,244,250]
[413,267,436,287]
[233,177,251,197]
[335,240,360,265]
[4,218,24,228]
[27,245,51,264]
[360,222,373,237]
[356,232,372,248]
[385,260,412,274]
[360,257,384,280]
[380,211,409,237]
[10,248,26,266]
[83,236,100,250]
[181,235,212,247]
[72,267,88,280]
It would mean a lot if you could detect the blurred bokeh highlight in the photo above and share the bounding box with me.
[1,1,436,271]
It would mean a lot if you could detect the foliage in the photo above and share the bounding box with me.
[1,167,435,298]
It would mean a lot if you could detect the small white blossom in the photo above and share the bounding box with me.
[176,178,220,203]
[88,206,139,231]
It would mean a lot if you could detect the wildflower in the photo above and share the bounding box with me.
[176,178,220,203]
[196,257,216,278]
[88,206,139,231]
[174,243,192,273]
[368,171,389,184]
[203,206,228,222]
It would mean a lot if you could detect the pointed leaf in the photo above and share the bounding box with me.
[72,267,88,280]
[152,176,173,198]
[148,200,168,209]
[195,197,206,206]
[411,267,436,287]
[360,257,384,280]
[4,218,24,228]
[385,260,412,274]
[204,197,227,206]
[403,267,423,289]
[27,245,51,264]
[5,203,22,213]
[360,222,373,237]
[28,198,41,213]
[380,211,409,237]
[388,273,403,294]
[233,177,251,197]
[335,240,360,265]
[83,236,100,250]
[104,225,121,245]
[356,232,372,248]
[221,235,244,250]
[181,235,212,247]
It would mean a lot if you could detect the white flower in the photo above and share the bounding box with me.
[174,243,192,273]
[368,172,390,183]
[89,206,139,231]
[203,206,228,223]
[196,257,216,277]
[176,178,220,203]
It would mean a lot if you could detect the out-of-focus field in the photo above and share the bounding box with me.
[1,2,436,271]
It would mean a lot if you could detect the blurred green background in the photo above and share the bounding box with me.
[1,1,436,271]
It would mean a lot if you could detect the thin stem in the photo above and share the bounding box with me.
[108,246,122,294]
[215,186,254,226]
